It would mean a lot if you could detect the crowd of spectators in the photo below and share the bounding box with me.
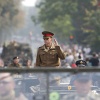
[0,42,100,68]
[61,44,100,68]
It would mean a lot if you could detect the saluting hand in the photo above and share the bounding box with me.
[54,38,58,46]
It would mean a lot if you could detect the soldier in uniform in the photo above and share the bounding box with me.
[0,73,28,100]
[63,73,100,100]
[8,56,21,68]
[75,60,87,68]
[35,31,66,67]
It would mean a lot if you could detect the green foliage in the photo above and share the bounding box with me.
[33,0,100,51]
[0,0,24,29]
[0,0,24,43]
[83,7,100,52]
[33,0,75,42]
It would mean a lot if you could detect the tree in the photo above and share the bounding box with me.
[32,0,74,42]
[83,1,100,52]
[0,0,24,44]
[66,0,100,51]
[33,0,100,51]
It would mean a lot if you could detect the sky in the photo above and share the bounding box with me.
[22,0,37,7]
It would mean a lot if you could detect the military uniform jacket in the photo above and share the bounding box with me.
[9,63,21,68]
[36,44,66,67]
[62,91,100,100]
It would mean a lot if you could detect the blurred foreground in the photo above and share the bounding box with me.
[0,68,100,100]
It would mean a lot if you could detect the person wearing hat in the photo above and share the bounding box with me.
[75,60,87,67]
[63,73,100,100]
[35,31,66,67]
[8,56,21,68]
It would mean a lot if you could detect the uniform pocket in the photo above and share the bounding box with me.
[49,51,57,59]
[40,52,46,61]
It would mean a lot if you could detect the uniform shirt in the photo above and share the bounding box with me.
[8,63,21,68]
[36,44,66,67]
[62,91,100,100]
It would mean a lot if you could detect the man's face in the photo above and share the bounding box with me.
[13,58,19,64]
[0,73,15,95]
[27,60,32,67]
[44,37,52,47]
[74,80,91,96]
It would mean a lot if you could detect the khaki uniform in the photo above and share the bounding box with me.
[63,91,100,100]
[9,63,21,68]
[36,44,66,67]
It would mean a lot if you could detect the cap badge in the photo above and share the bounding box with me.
[80,61,83,64]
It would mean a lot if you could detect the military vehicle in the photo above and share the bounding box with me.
[1,41,33,66]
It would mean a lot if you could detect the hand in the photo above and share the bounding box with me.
[54,38,58,46]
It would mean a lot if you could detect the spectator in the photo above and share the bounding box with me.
[65,53,74,65]
[0,45,3,57]
[85,58,92,67]
[71,60,77,68]
[25,59,32,68]
[0,58,4,68]
[89,52,99,67]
